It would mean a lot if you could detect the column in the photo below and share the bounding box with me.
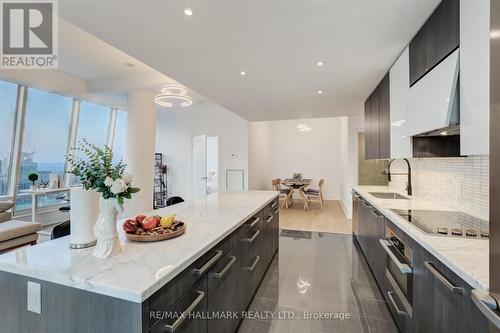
[124,91,156,217]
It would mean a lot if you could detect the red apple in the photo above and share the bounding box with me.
[135,215,147,223]
[142,216,158,230]
[153,215,161,224]
[123,219,138,234]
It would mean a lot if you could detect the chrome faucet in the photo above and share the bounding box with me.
[387,158,412,196]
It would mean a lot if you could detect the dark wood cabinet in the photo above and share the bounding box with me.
[364,74,390,160]
[150,278,208,333]
[358,199,370,253]
[378,74,391,159]
[371,212,386,286]
[147,197,279,333]
[370,87,380,159]
[364,98,373,160]
[357,201,385,283]
[207,247,239,333]
[353,191,489,333]
[409,0,459,86]
[412,249,489,333]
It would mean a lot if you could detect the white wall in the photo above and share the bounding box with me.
[249,117,348,200]
[248,122,272,191]
[340,114,364,218]
[156,104,249,201]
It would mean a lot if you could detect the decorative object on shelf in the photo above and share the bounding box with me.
[153,153,168,209]
[67,139,140,258]
[293,173,303,180]
[48,173,60,189]
[28,173,38,189]
[40,178,49,188]
[154,84,193,107]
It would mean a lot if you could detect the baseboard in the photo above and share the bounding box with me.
[339,200,352,220]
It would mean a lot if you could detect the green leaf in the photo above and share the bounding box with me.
[128,187,140,194]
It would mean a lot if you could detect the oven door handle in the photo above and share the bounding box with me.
[379,239,412,274]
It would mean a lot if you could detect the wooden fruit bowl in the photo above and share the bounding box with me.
[125,222,186,242]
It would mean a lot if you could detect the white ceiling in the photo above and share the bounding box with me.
[59,0,440,121]
[55,19,211,105]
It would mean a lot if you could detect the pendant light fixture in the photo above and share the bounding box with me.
[154,84,193,107]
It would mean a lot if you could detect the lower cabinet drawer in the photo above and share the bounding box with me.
[148,234,233,328]
[383,270,413,333]
[207,247,240,333]
[150,277,208,333]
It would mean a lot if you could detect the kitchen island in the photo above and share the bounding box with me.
[0,191,279,333]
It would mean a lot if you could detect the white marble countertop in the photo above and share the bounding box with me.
[0,191,279,303]
[353,185,489,291]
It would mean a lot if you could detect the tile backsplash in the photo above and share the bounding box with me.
[389,156,489,221]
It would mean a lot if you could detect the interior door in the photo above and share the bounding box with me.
[192,135,207,199]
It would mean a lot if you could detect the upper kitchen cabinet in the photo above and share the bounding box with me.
[364,73,390,160]
[459,0,490,156]
[389,47,412,159]
[409,0,459,86]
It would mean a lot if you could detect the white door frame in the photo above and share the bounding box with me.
[191,133,222,199]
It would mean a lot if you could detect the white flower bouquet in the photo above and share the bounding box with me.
[66,139,140,205]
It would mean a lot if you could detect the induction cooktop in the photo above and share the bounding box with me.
[391,209,489,239]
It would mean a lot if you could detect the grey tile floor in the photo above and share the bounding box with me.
[237,230,399,333]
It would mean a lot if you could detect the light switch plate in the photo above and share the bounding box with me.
[27,281,41,314]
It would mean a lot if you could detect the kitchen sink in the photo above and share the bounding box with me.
[368,192,408,200]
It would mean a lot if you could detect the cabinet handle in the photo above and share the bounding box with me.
[249,217,260,228]
[272,207,279,215]
[243,230,260,243]
[371,210,382,218]
[244,255,260,272]
[471,290,500,329]
[270,201,277,209]
[193,250,223,276]
[379,240,412,274]
[387,291,407,317]
[265,215,273,223]
[424,261,463,294]
[214,256,236,279]
[165,291,205,332]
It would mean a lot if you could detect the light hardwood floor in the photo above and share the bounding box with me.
[278,199,352,234]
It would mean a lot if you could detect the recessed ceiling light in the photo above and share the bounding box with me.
[184,8,193,16]
[240,71,246,76]
[297,124,312,132]
[317,90,323,94]
[316,61,324,67]
[491,30,500,39]
[124,62,135,67]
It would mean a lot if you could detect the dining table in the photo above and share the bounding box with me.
[281,178,312,209]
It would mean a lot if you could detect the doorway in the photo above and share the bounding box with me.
[192,134,220,199]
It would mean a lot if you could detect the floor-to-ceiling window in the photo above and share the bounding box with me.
[0,81,18,197]
[0,79,127,217]
[16,88,73,209]
[112,110,127,163]
[76,101,111,148]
